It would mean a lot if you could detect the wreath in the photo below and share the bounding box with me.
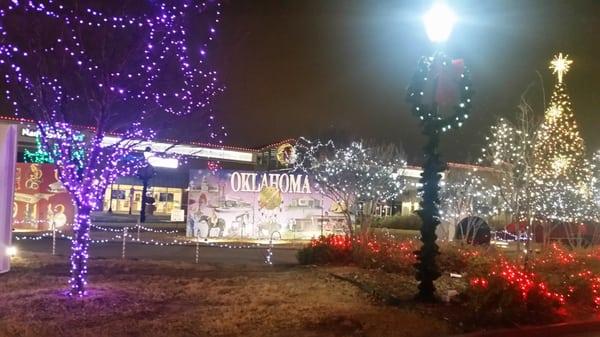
[406,53,473,132]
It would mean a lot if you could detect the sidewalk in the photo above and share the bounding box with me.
[452,320,600,337]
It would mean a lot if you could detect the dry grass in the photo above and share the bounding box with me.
[0,253,450,337]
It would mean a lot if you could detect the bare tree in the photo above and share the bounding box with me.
[294,138,407,236]
[439,168,498,244]
[478,80,542,258]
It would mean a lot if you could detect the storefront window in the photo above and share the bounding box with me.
[103,184,182,215]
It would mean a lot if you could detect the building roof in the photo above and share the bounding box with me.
[1,115,497,171]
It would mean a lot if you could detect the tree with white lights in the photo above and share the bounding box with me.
[478,83,541,256]
[479,106,537,224]
[592,152,600,218]
[439,168,499,243]
[294,139,407,235]
[0,1,223,296]
[532,53,593,247]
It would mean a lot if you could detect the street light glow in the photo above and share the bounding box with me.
[5,246,17,257]
[423,2,457,43]
[147,156,179,168]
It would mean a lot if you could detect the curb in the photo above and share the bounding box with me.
[451,319,600,337]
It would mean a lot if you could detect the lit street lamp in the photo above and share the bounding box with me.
[407,2,473,301]
[423,2,457,43]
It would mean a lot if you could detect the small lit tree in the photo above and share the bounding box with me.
[590,151,600,243]
[479,99,539,254]
[439,168,499,243]
[0,1,223,296]
[591,152,600,213]
[295,138,407,235]
[479,114,536,224]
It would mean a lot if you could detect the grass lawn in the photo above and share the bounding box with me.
[0,253,453,337]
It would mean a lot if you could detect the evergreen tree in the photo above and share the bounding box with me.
[532,53,592,245]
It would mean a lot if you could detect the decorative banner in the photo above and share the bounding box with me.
[0,124,17,274]
[187,170,345,239]
[12,163,75,231]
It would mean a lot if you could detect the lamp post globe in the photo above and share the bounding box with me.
[423,2,457,43]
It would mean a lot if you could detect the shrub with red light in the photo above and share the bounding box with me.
[297,234,417,270]
[535,244,600,308]
[297,235,354,265]
[353,235,418,273]
[466,259,565,324]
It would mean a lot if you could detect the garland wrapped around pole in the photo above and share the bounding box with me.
[406,52,473,301]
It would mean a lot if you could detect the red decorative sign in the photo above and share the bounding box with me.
[13,163,75,231]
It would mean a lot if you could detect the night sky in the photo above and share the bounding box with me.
[197,0,599,164]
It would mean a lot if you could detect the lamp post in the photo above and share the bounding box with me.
[107,183,114,214]
[138,147,156,224]
[407,2,472,301]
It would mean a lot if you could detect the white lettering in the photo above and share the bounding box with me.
[269,174,279,188]
[289,175,302,193]
[249,173,257,191]
[279,174,289,193]
[227,171,312,194]
[301,177,312,193]
[259,173,269,190]
[241,173,251,191]
[230,172,241,192]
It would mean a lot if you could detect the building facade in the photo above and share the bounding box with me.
[2,117,506,233]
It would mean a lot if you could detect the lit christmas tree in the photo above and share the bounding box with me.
[532,53,593,245]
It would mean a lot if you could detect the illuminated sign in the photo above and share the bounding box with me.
[147,156,179,169]
[101,136,254,163]
[21,126,254,163]
[21,127,84,141]
[21,128,40,138]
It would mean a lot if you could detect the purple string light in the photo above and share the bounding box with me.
[0,1,224,296]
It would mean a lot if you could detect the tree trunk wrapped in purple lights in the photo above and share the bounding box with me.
[0,1,224,296]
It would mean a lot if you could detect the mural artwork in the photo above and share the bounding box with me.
[13,163,75,231]
[187,170,347,239]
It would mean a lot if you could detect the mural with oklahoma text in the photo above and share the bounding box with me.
[13,163,75,231]
[187,170,346,239]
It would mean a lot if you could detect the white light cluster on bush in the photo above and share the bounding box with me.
[294,138,407,232]
[439,170,499,227]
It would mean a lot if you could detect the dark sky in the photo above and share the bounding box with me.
[201,0,599,164]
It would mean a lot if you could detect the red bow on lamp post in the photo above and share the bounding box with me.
[434,58,464,108]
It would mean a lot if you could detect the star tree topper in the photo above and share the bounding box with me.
[549,52,573,84]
